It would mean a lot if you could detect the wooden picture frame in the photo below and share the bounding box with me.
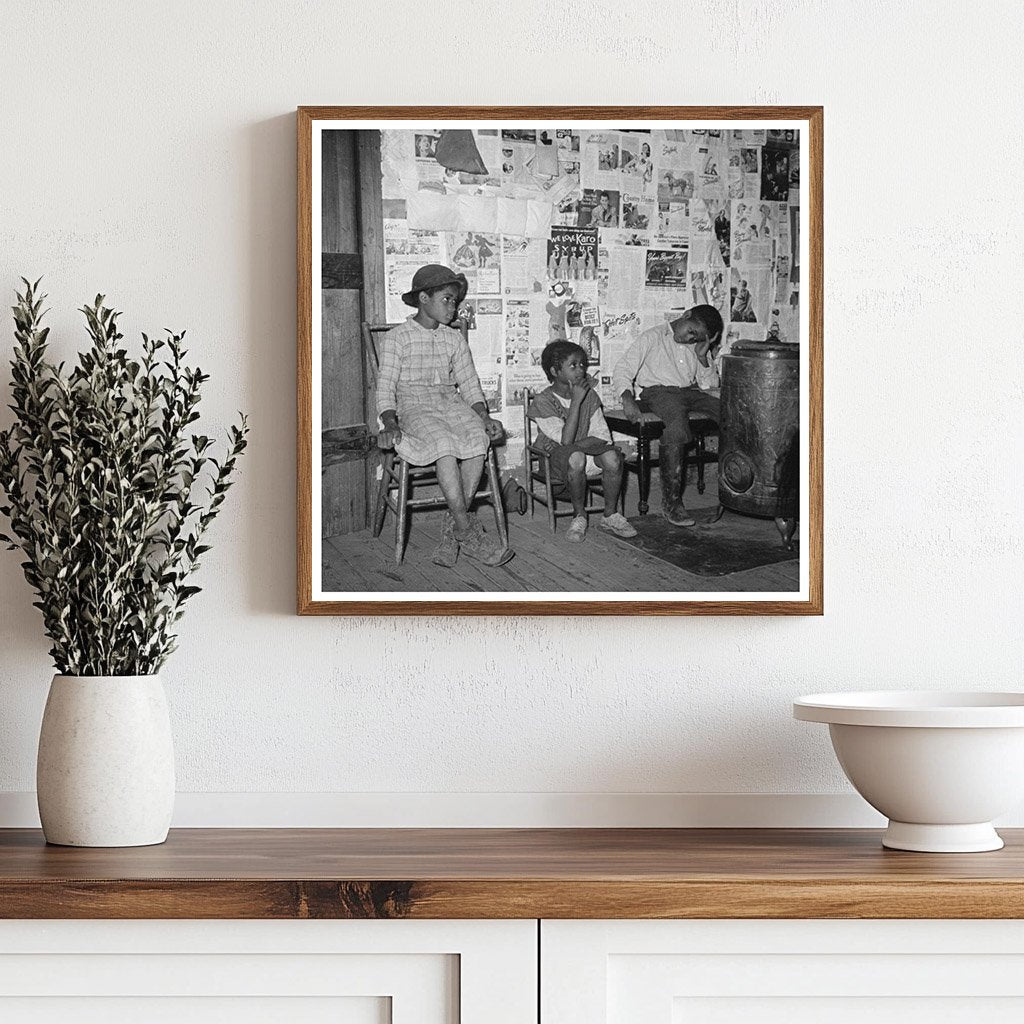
[298,106,822,615]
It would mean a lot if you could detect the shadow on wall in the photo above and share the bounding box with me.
[0,113,307,660]
[244,113,299,617]
[556,698,802,799]
[0,570,50,676]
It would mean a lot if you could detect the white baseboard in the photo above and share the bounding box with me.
[0,792,880,828]
[3,791,1021,829]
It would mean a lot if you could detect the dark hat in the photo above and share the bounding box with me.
[401,264,469,308]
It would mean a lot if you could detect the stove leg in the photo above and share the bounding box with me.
[775,516,797,550]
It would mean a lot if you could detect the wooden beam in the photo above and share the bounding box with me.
[356,130,386,522]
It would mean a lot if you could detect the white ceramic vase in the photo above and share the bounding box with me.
[36,674,175,847]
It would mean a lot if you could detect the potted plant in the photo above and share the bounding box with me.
[0,279,248,847]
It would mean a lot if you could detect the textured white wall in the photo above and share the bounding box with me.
[0,0,1022,822]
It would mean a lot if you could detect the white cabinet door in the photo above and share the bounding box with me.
[542,919,1024,1024]
[0,919,536,1024]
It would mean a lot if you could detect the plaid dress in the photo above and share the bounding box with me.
[376,317,489,466]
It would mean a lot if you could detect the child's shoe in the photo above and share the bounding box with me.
[599,512,638,539]
[432,513,459,567]
[566,514,588,543]
[456,517,514,566]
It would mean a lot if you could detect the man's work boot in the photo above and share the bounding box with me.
[658,443,696,527]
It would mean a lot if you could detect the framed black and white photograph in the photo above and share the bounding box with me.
[298,107,822,615]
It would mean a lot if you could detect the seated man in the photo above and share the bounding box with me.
[612,305,723,527]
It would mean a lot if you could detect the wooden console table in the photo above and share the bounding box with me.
[4,828,1024,1020]
[2,827,1023,919]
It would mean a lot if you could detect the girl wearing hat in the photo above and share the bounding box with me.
[377,264,513,567]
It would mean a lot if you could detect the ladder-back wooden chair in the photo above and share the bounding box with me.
[521,386,615,534]
[361,322,508,564]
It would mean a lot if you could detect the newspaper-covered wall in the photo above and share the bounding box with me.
[379,126,801,456]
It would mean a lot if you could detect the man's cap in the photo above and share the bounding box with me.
[401,264,469,308]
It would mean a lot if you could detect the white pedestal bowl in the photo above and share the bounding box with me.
[793,691,1024,852]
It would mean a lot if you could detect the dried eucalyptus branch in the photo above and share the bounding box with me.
[0,279,249,675]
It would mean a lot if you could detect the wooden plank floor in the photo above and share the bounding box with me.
[323,508,799,595]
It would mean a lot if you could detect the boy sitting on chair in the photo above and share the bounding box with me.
[528,341,638,543]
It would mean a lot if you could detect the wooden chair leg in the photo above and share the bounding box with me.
[485,448,508,549]
[696,433,707,495]
[544,458,556,534]
[394,459,410,565]
[637,438,651,515]
[373,451,392,537]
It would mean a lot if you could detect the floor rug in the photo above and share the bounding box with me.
[617,507,799,577]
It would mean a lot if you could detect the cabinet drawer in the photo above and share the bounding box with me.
[542,920,1024,1023]
[0,920,536,1024]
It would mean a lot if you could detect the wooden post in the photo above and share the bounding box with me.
[320,129,373,536]
[356,130,385,525]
